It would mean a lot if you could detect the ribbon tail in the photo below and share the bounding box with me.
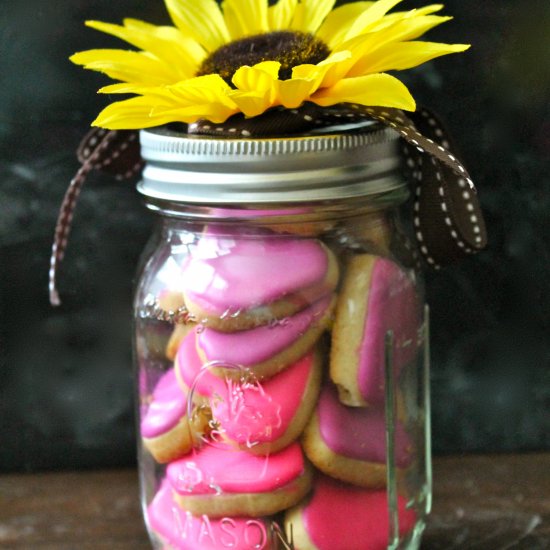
[360,106,487,267]
[48,130,119,306]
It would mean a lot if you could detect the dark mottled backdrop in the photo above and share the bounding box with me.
[1,0,549,472]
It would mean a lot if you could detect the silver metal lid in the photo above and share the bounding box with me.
[138,123,404,204]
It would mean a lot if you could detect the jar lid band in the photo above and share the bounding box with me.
[48,104,487,306]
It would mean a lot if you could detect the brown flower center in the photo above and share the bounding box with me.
[197,31,330,84]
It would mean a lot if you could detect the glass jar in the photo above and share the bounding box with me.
[134,123,431,550]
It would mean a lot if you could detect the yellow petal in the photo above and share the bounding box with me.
[98,83,132,94]
[413,4,445,15]
[279,78,318,109]
[342,0,404,42]
[335,13,454,72]
[311,73,416,111]
[85,20,202,80]
[287,51,352,93]
[152,104,239,124]
[232,61,280,92]
[123,18,206,72]
[92,96,177,129]
[318,2,445,50]
[222,0,269,39]
[291,64,323,81]
[97,84,178,101]
[315,50,355,88]
[167,75,239,118]
[168,75,235,104]
[290,0,336,34]
[268,0,298,30]
[361,14,453,49]
[317,2,374,49]
[165,0,230,52]
[349,41,470,77]
[152,76,239,123]
[70,49,174,85]
[228,90,275,118]
[368,4,445,32]
[231,62,280,116]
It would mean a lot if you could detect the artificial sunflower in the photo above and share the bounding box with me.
[71,0,469,129]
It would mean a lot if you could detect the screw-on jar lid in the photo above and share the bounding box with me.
[138,122,404,204]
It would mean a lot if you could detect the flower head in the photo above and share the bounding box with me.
[71,0,469,129]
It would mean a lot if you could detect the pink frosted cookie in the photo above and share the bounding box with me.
[330,255,420,406]
[148,478,274,549]
[182,227,339,332]
[195,294,334,379]
[285,475,416,550]
[166,323,196,361]
[303,383,413,488]
[141,369,207,464]
[166,442,312,518]
[177,332,322,454]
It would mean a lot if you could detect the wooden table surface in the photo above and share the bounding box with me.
[1,454,549,549]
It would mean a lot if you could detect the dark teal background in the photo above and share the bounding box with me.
[1,0,549,471]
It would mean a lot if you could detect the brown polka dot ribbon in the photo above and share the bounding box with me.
[49,128,142,306]
[49,104,486,305]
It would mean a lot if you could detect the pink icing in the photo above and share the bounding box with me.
[212,353,314,447]
[302,475,416,550]
[358,258,420,404]
[141,369,187,439]
[182,227,330,314]
[177,329,314,445]
[197,295,331,365]
[176,329,211,396]
[148,479,271,549]
[167,442,305,495]
[318,383,413,467]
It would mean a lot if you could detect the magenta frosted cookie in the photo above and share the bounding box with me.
[182,227,339,332]
[285,475,416,550]
[303,383,413,488]
[141,369,207,464]
[211,351,322,455]
[166,323,196,361]
[166,442,312,518]
[330,254,420,406]
[196,294,334,379]
[177,332,322,454]
[148,478,274,549]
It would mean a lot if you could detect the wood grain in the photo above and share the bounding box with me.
[425,454,550,550]
[0,454,548,549]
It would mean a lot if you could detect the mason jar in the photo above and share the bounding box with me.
[133,122,431,550]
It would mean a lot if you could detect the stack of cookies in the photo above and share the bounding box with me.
[139,220,422,550]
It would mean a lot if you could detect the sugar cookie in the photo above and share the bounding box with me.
[196,294,334,379]
[177,342,323,455]
[302,383,413,488]
[166,323,196,361]
[166,442,312,518]
[141,369,207,463]
[182,227,339,332]
[285,475,416,550]
[330,255,420,406]
[148,478,274,549]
